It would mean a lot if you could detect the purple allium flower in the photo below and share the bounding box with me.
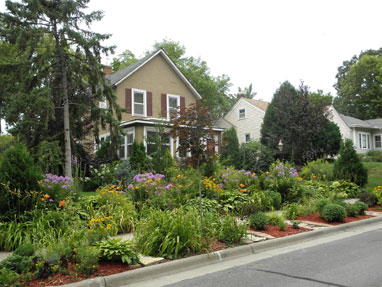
[49,199,54,202]
[128,184,134,189]
[47,186,52,189]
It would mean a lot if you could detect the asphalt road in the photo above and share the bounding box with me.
[165,228,382,287]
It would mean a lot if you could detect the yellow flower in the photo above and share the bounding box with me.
[44,194,50,198]
[177,174,181,178]
[266,172,270,175]
[135,186,139,189]
[179,185,183,188]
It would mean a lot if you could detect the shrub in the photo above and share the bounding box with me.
[374,185,382,205]
[0,267,18,287]
[220,127,241,169]
[13,243,34,257]
[300,159,334,181]
[130,140,151,173]
[334,139,368,186]
[322,204,347,222]
[267,212,284,226]
[345,203,358,217]
[113,159,136,190]
[361,150,382,162]
[95,238,139,265]
[0,254,34,274]
[73,245,99,275]
[240,141,274,173]
[269,191,282,210]
[283,203,300,220]
[315,199,330,215]
[249,212,269,230]
[359,191,377,207]
[217,214,247,244]
[35,140,64,175]
[134,208,203,259]
[353,201,368,215]
[330,180,360,198]
[278,220,287,231]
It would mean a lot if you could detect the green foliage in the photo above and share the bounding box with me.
[267,212,284,226]
[35,140,63,175]
[240,141,274,173]
[313,121,341,159]
[360,151,382,162]
[334,140,368,186]
[322,204,347,222]
[113,159,136,190]
[130,141,151,173]
[217,214,247,245]
[292,221,300,229]
[300,159,334,181]
[358,191,377,207]
[111,50,137,72]
[13,243,34,257]
[278,220,287,231]
[220,128,241,169]
[152,149,175,177]
[0,254,34,274]
[268,191,282,210]
[334,49,382,120]
[353,201,368,215]
[95,238,139,265]
[261,82,329,164]
[345,203,358,217]
[315,199,330,215]
[330,180,361,198]
[73,245,99,275]
[95,138,119,162]
[0,135,13,153]
[249,212,269,230]
[283,203,299,220]
[134,208,203,259]
[0,267,18,287]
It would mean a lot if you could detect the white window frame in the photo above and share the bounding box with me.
[132,88,146,117]
[119,127,135,160]
[167,94,180,120]
[375,134,382,149]
[245,133,251,143]
[144,126,173,156]
[99,97,107,109]
[95,133,110,152]
[358,132,370,150]
[176,136,191,158]
[238,108,246,119]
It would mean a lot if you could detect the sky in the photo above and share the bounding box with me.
[1,0,382,131]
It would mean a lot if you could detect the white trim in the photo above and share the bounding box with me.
[167,94,180,120]
[132,88,146,117]
[358,132,371,150]
[119,119,225,131]
[114,50,202,100]
[144,126,173,156]
[94,133,110,152]
[119,127,135,160]
[244,133,251,143]
[238,107,246,119]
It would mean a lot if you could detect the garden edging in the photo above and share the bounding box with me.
[59,216,382,287]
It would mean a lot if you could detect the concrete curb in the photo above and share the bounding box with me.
[59,216,382,287]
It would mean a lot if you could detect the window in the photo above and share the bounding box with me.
[358,133,370,149]
[99,97,107,109]
[119,128,135,159]
[133,89,146,116]
[95,134,109,152]
[245,133,251,143]
[177,137,188,158]
[167,94,180,120]
[239,108,245,119]
[145,128,171,156]
[375,135,382,149]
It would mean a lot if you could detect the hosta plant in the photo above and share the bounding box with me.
[95,238,139,265]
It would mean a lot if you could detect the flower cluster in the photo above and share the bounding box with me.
[218,167,257,192]
[88,215,117,236]
[133,173,165,183]
[39,174,74,206]
[96,184,126,204]
[374,185,382,205]
[274,162,298,177]
[203,177,223,194]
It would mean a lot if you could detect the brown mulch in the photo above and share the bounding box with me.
[368,206,382,212]
[296,212,372,226]
[250,224,312,238]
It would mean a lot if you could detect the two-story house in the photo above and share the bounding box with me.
[97,49,223,159]
[328,106,382,153]
[223,96,269,144]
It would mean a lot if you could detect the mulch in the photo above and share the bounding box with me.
[296,212,372,226]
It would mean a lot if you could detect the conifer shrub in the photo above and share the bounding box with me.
[322,204,347,222]
[249,212,269,230]
[333,139,368,186]
[358,191,377,207]
[220,127,241,169]
[353,201,368,215]
[130,140,151,173]
[315,199,330,215]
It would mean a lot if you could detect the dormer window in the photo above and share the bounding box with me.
[239,108,245,119]
[132,89,146,117]
[167,94,180,120]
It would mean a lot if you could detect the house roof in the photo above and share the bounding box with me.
[215,118,234,129]
[339,113,382,129]
[106,50,202,99]
[242,98,270,111]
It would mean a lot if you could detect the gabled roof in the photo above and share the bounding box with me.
[106,50,202,99]
[242,98,270,111]
[339,113,382,129]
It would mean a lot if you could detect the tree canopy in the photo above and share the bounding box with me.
[147,39,235,118]
[261,81,340,164]
[333,49,382,120]
[1,0,122,176]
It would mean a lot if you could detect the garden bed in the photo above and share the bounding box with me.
[297,213,372,225]
[250,225,312,238]
[368,206,382,212]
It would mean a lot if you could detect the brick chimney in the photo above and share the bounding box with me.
[237,92,246,99]
[103,65,112,77]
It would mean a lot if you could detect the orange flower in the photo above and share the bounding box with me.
[44,194,50,199]
[240,189,246,192]
[59,200,66,207]
[40,198,45,201]
[111,185,115,188]
[176,174,181,178]
[116,186,120,189]
[240,183,245,188]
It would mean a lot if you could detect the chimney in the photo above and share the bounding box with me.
[103,65,112,77]
[237,92,246,99]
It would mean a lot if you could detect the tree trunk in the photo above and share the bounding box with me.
[198,162,203,241]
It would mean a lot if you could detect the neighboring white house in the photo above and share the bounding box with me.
[223,97,269,144]
[328,106,382,153]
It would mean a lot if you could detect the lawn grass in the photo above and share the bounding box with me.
[364,162,382,192]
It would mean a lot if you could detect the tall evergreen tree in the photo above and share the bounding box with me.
[1,0,122,177]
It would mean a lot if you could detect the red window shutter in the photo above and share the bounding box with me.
[161,94,167,117]
[147,91,152,116]
[125,88,132,113]
[180,96,185,114]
